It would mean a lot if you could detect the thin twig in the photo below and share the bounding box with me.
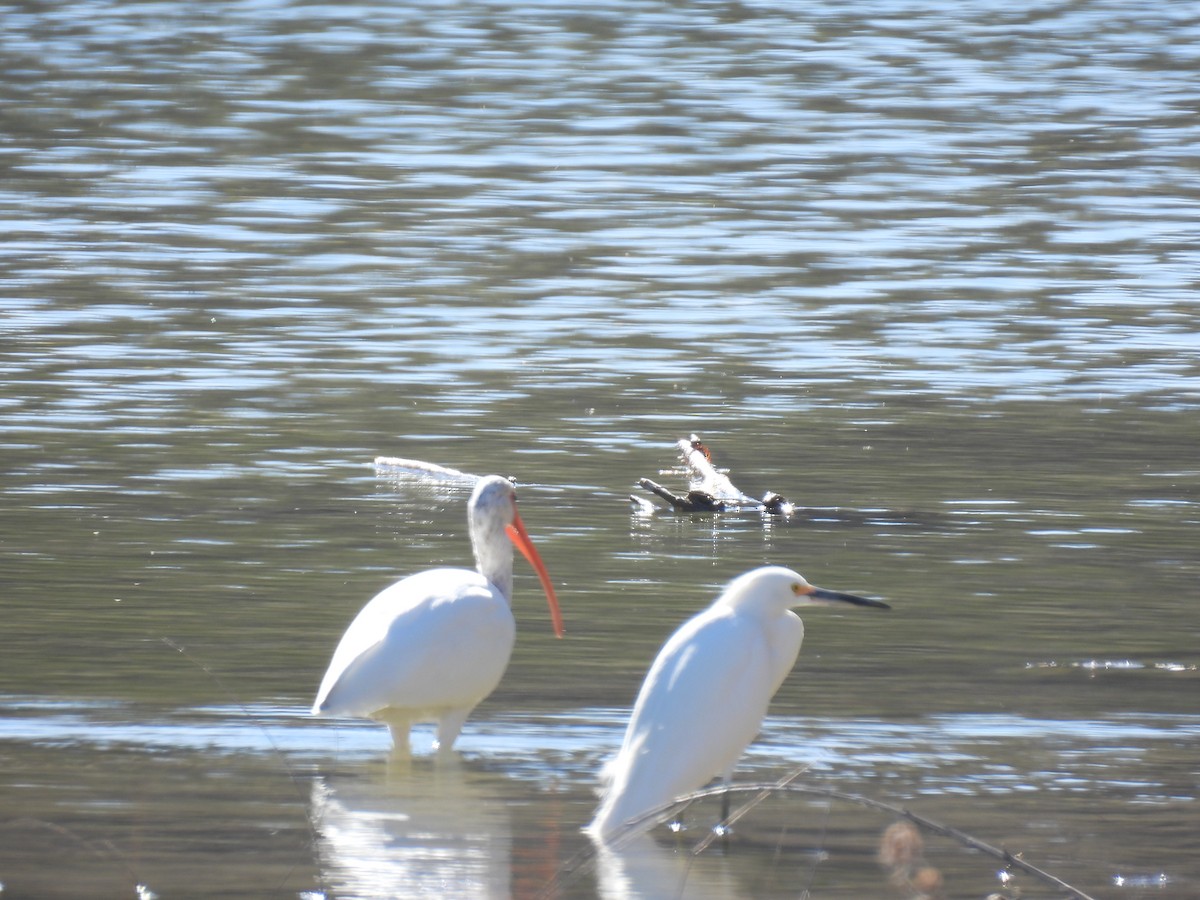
[667,782,1098,900]
[690,768,808,855]
[545,779,1098,900]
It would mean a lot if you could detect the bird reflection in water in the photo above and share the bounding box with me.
[310,763,511,899]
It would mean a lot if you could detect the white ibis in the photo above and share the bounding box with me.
[312,475,563,754]
[587,565,887,842]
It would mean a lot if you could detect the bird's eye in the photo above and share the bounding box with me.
[790,583,804,595]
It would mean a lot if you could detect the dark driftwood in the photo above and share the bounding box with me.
[637,477,725,512]
[633,435,794,515]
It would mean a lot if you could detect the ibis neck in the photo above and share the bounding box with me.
[471,520,515,604]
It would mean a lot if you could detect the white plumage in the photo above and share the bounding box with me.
[588,565,887,843]
[312,475,562,754]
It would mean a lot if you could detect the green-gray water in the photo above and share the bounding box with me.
[2,1,1197,897]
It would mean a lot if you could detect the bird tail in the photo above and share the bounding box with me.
[595,754,618,796]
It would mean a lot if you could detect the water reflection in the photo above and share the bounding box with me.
[312,763,511,900]
[591,835,739,900]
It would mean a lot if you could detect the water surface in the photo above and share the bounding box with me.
[2,0,1198,897]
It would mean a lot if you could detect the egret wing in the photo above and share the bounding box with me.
[604,609,775,823]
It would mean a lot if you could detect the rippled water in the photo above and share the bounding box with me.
[2,0,1198,897]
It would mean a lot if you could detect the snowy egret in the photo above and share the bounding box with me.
[587,565,888,843]
[312,475,563,754]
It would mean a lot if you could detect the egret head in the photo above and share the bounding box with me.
[722,565,890,613]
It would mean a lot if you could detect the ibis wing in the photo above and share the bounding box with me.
[313,568,515,718]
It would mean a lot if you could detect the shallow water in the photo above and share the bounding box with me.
[2,0,1198,897]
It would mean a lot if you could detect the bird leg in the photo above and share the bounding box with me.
[718,777,734,841]
[378,712,414,758]
[433,709,470,756]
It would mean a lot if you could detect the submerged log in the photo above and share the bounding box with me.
[637,478,726,512]
[632,434,795,516]
[675,435,759,507]
[373,456,481,485]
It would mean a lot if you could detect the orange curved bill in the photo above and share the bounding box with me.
[506,510,565,638]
